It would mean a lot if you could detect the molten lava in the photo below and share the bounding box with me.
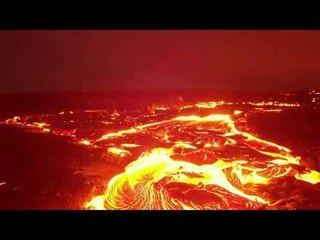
[1,100,319,210]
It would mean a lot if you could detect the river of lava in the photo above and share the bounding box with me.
[2,101,320,210]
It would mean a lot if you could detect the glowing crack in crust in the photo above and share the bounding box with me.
[1,100,320,210]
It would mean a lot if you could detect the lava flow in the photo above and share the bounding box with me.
[1,100,320,210]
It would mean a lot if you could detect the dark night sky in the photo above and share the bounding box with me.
[1,30,320,92]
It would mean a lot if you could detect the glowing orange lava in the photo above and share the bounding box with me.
[84,110,319,210]
[1,100,319,210]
